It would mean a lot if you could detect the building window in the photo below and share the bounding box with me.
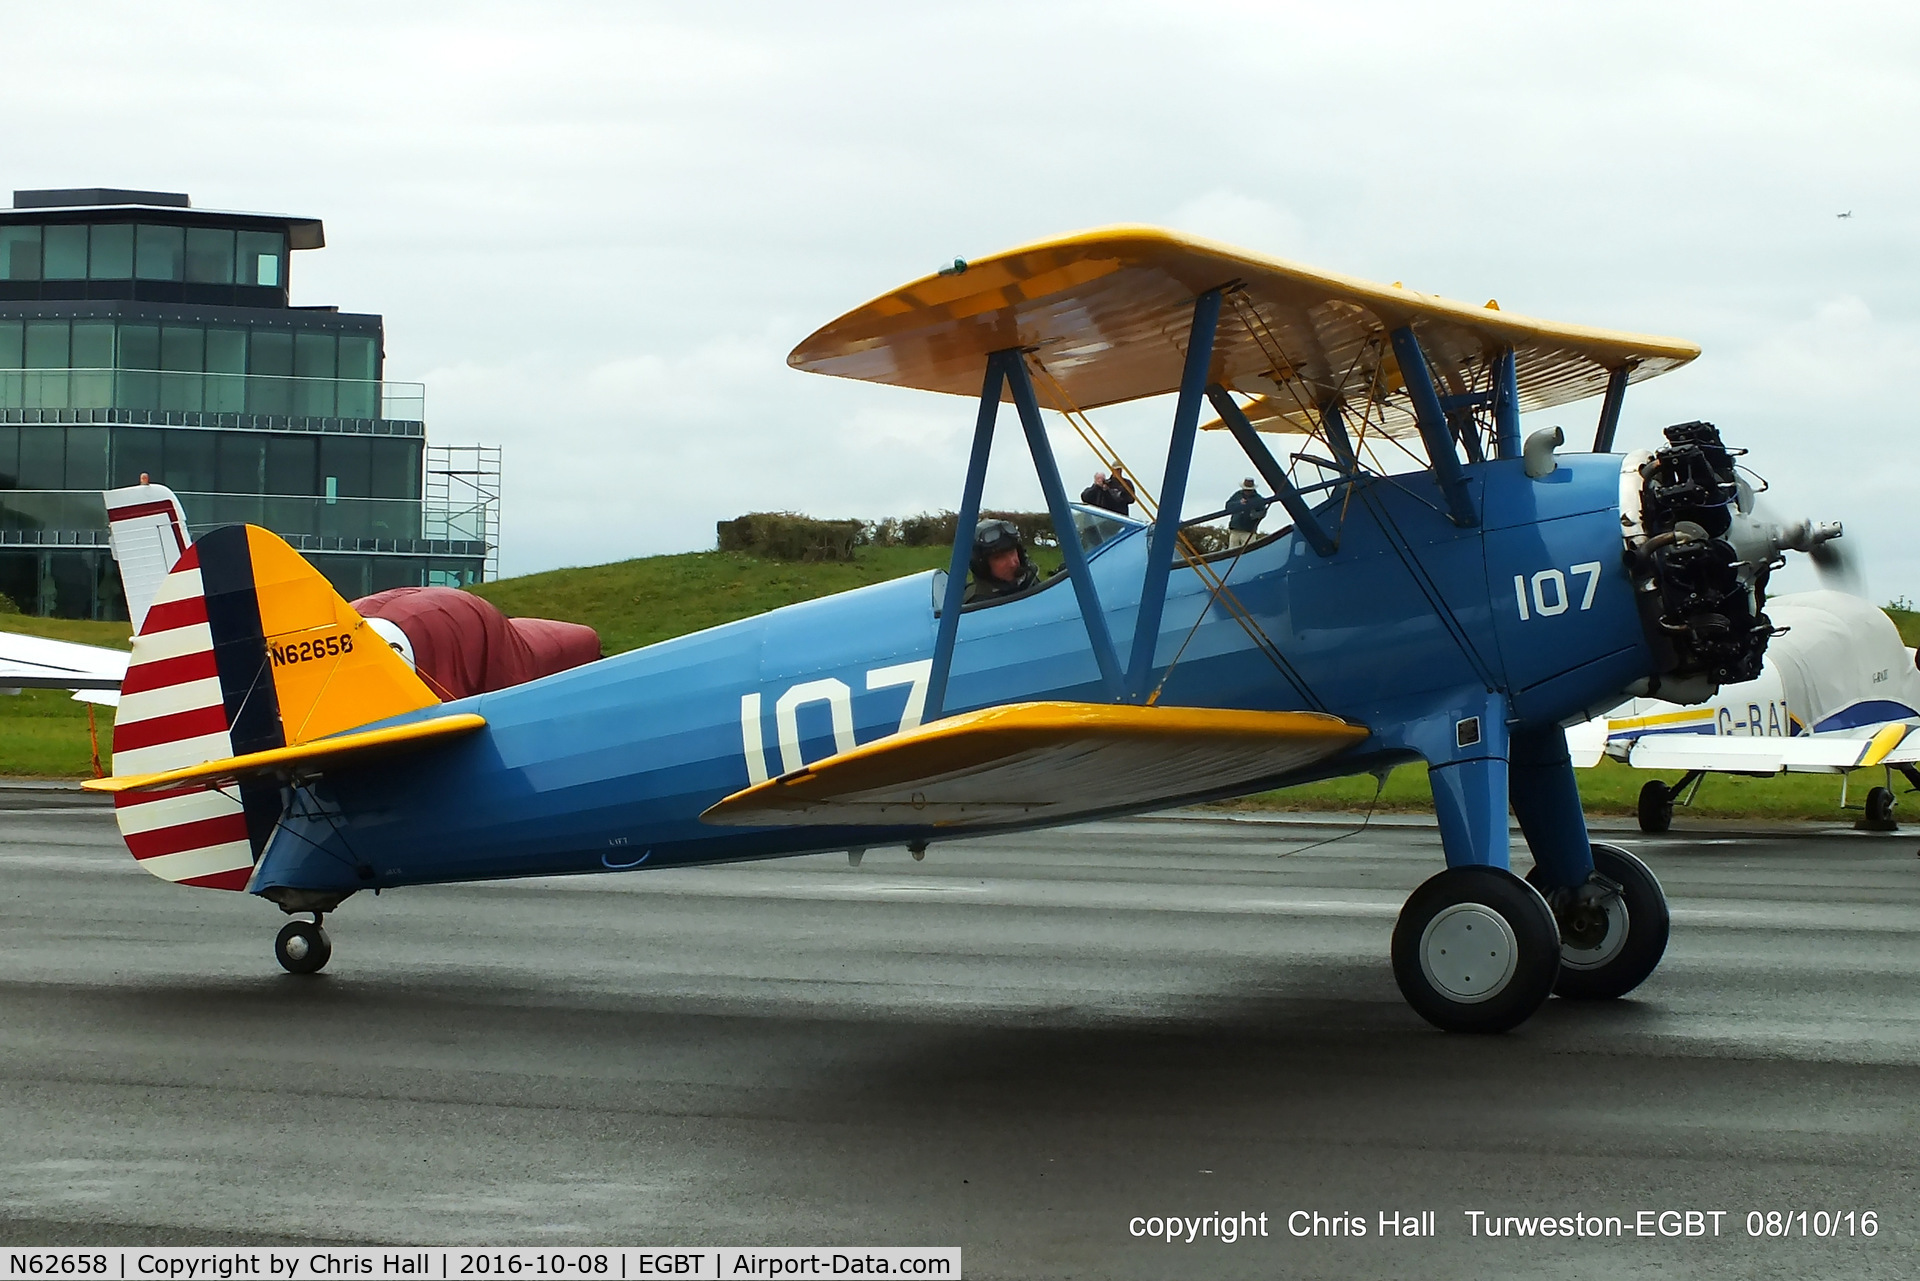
[111,427,164,487]
[320,435,371,498]
[0,226,40,281]
[237,230,284,288]
[65,427,108,490]
[71,322,113,368]
[265,434,316,495]
[0,426,17,487]
[18,427,64,488]
[216,432,263,492]
[371,438,421,499]
[134,225,185,281]
[88,224,134,279]
[23,322,68,368]
[165,430,217,492]
[185,227,235,284]
[294,331,335,417]
[42,226,88,281]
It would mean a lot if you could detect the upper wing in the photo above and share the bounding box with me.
[701,700,1369,829]
[1625,723,1918,775]
[789,225,1698,425]
[0,632,129,691]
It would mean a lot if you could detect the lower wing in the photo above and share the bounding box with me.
[701,700,1369,828]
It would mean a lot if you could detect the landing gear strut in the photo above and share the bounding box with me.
[274,915,333,975]
[1391,866,1562,1033]
[1526,843,1669,999]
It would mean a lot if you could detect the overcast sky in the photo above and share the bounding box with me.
[9,1,1918,596]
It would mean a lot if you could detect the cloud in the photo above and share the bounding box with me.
[3,0,1917,598]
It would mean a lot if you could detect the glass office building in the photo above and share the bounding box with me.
[0,188,488,618]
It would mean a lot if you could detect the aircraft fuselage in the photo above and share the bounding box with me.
[257,453,1652,896]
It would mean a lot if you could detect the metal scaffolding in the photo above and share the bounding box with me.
[425,444,501,581]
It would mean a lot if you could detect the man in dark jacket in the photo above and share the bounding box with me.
[966,519,1040,602]
[1081,471,1121,513]
[1223,478,1270,550]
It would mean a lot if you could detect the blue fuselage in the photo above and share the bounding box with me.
[257,454,1651,895]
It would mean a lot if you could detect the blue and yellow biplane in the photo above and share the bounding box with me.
[87,226,1774,1033]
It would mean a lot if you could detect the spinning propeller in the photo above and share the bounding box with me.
[1732,478,1862,596]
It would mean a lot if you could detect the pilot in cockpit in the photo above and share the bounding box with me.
[965,518,1040,603]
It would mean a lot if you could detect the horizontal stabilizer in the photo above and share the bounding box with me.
[701,701,1367,829]
[84,711,486,795]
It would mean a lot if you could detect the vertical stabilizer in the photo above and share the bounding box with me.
[110,524,440,891]
[105,481,192,632]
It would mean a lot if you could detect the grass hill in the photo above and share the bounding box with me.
[5,546,1919,814]
[470,546,955,655]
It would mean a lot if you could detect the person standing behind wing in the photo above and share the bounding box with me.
[1223,478,1270,550]
[1081,470,1118,510]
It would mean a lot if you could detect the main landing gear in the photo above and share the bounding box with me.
[274,915,333,975]
[1392,867,1562,1034]
[1525,843,1670,1000]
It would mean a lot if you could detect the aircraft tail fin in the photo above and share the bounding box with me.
[104,480,192,633]
[104,524,440,891]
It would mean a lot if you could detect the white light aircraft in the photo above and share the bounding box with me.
[0,480,191,705]
[1568,504,1920,832]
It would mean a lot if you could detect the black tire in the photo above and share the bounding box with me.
[274,920,332,975]
[1391,866,1561,1033]
[1636,780,1673,833]
[1863,786,1898,831]
[1526,843,1669,1000]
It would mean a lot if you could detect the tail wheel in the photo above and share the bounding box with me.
[275,919,333,975]
[1637,780,1674,833]
[1863,786,1898,831]
[1527,843,1670,1000]
[1391,866,1560,1033]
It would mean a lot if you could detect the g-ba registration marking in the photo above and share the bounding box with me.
[270,632,355,667]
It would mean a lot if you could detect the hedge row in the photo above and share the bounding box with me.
[717,510,1060,562]
[717,510,1237,562]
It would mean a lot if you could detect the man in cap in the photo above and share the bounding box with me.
[1223,478,1271,550]
[966,518,1040,602]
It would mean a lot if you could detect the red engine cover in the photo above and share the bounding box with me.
[351,587,601,701]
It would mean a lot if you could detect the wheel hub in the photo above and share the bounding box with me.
[1556,879,1630,971]
[1418,903,1519,1003]
[283,933,311,962]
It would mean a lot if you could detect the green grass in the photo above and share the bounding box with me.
[469,546,955,655]
[0,689,114,778]
[0,617,126,779]
[1225,757,1872,822]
